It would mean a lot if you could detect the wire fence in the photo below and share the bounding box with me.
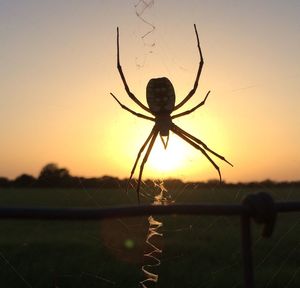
[0,191,299,288]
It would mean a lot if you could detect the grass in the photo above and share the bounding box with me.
[0,185,299,287]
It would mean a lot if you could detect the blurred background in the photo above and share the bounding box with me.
[1,0,299,183]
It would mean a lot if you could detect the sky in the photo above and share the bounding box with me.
[0,0,299,183]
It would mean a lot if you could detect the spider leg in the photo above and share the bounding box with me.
[110,93,155,121]
[171,126,222,182]
[136,129,159,203]
[116,27,151,113]
[173,124,233,167]
[127,126,157,194]
[172,91,210,119]
[174,24,204,111]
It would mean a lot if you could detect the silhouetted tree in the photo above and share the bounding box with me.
[164,179,184,190]
[14,174,36,187]
[260,179,275,186]
[37,163,71,187]
[99,176,119,188]
[1,163,299,190]
[0,177,10,188]
[207,179,225,186]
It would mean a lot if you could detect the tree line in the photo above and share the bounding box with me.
[0,163,299,189]
[0,163,121,189]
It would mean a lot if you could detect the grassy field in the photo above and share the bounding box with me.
[0,185,299,287]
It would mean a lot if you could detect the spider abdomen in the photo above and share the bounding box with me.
[146,77,175,115]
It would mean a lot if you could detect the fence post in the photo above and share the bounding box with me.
[241,192,277,288]
[241,213,254,288]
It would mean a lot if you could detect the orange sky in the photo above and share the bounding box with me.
[0,1,299,182]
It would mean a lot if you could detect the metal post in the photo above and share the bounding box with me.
[241,214,254,288]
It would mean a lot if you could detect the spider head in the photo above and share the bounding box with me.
[146,77,175,115]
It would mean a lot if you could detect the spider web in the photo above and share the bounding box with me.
[138,180,300,287]
[133,0,156,69]
[0,4,299,287]
[134,0,156,40]
[127,26,300,284]
[1,27,299,286]
[0,179,299,287]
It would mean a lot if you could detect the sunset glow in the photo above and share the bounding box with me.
[148,134,191,172]
[0,1,299,182]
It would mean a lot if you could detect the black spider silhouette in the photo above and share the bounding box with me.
[110,24,233,202]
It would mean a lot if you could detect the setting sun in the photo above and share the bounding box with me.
[0,1,299,184]
[148,133,190,172]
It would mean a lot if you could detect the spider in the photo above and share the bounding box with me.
[110,24,233,203]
